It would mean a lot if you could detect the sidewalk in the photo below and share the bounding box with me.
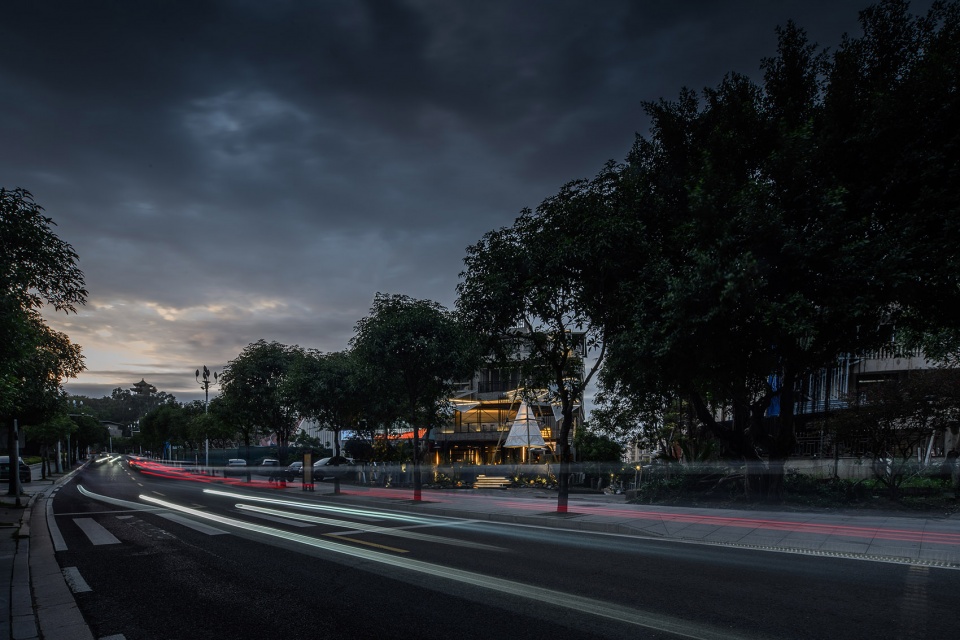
[323,485,960,568]
[4,470,960,640]
[2,464,93,640]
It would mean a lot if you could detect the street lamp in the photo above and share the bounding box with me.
[196,366,220,471]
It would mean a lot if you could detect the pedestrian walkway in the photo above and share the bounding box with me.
[2,464,93,640]
[4,465,960,640]
[321,484,960,568]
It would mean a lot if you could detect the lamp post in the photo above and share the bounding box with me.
[196,366,220,471]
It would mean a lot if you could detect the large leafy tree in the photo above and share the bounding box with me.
[600,62,846,498]
[822,0,960,350]
[219,340,301,461]
[285,349,366,458]
[2,187,86,494]
[351,294,479,501]
[0,188,86,313]
[188,402,236,450]
[284,349,369,493]
[458,168,614,512]
[587,3,960,501]
[139,404,190,456]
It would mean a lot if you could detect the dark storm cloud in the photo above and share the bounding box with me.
[2,0,931,402]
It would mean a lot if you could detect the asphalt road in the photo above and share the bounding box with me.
[48,456,960,640]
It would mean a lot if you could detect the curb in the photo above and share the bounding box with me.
[6,465,94,640]
[15,493,39,539]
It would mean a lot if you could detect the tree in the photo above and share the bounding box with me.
[351,294,479,501]
[457,169,612,512]
[2,307,84,487]
[69,412,108,458]
[823,0,960,337]
[188,404,235,450]
[284,349,367,493]
[587,8,950,501]
[2,188,87,494]
[67,387,177,426]
[219,340,300,462]
[24,413,76,479]
[0,188,86,313]
[573,430,625,463]
[139,404,190,457]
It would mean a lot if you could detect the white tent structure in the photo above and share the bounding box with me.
[503,402,546,453]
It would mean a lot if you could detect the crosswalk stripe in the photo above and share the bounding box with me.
[74,518,121,545]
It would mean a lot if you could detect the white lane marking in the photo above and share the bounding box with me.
[156,512,228,535]
[47,495,68,552]
[74,518,122,545]
[63,566,92,593]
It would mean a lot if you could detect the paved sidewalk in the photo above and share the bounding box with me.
[315,484,960,568]
[2,464,93,640]
[4,467,960,640]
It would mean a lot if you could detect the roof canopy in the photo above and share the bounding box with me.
[503,402,545,448]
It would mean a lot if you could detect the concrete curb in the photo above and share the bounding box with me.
[6,465,95,640]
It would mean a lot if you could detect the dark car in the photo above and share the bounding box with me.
[0,455,31,484]
[287,461,303,477]
[311,456,357,481]
[252,458,295,482]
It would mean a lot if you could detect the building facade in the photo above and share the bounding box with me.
[430,331,587,465]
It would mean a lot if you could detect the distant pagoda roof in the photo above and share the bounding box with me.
[130,378,157,395]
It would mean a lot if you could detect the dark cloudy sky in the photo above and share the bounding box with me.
[2,0,930,405]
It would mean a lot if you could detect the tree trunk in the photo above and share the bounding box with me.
[765,369,798,503]
[556,401,574,513]
[411,406,422,502]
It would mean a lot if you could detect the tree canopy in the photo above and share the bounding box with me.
[219,340,301,459]
[457,170,614,512]
[351,293,479,500]
[2,188,86,484]
[583,0,960,500]
[452,1,960,502]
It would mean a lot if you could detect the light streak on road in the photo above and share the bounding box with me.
[234,503,504,551]
[133,491,755,640]
[204,488,449,526]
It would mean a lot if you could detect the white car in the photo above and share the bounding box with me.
[224,459,247,476]
[311,456,357,481]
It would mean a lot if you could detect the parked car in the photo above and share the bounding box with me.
[0,455,31,484]
[223,458,247,476]
[311,456,357,481]
[252,458,296,482]
[286,461,303,477]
